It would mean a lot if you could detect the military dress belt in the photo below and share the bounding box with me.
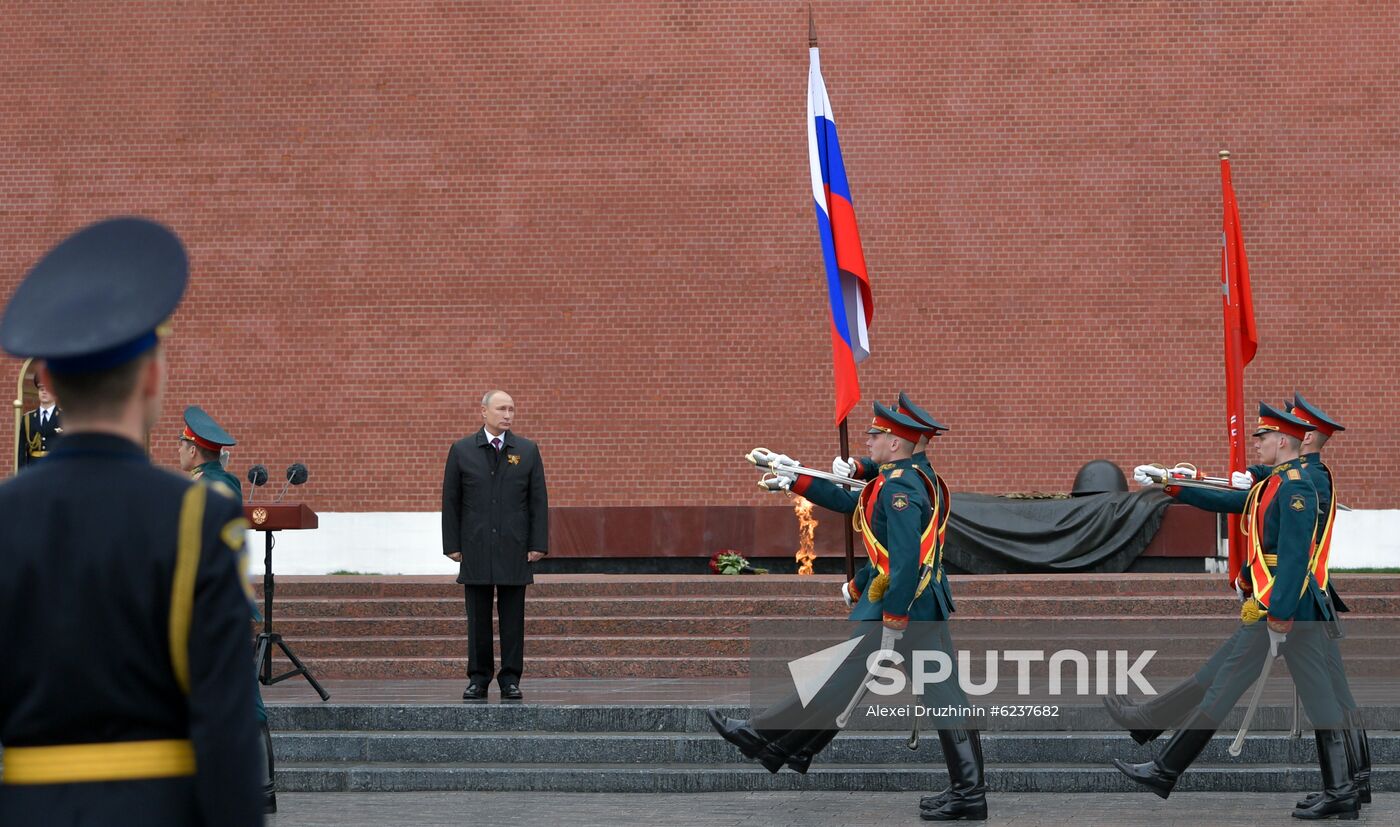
[1,739,196,785]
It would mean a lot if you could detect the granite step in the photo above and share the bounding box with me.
[265,653,1400,680]
[277,631,1400,660]
[265,594,1400,619]
[270,730,1400,766]
[256,574,1400,599]
[273,761,1400,794]
[266,703,1400,734]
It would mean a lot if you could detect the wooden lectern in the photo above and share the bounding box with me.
[246,503,329,700]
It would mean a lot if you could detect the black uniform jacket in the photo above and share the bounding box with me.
[0,433,263,827]
[442,428,548,586]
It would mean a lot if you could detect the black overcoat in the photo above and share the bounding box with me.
[442,428,548,585]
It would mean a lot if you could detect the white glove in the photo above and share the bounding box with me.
[1133,464,1164,486]
[770,453,799,470]
[1268,627,1287,658]
[772,464,798,486]
[832,456,858,478]
[1168,465,1200,480]
[758,476,791,493]
[879,624,904,655]
[841,581,855,608]
[1231,471,1255,490]
[1233,577,1245,602]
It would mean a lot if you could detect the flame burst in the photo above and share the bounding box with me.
[792,495,818,575]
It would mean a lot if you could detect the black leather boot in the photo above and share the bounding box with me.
[1111,710,1216,799]
[1102,678,1205,745]
[260,721,277,814]
[920,729,986,821]
[780,728,838,774]
[1349,710,1372,805]
[705,709,789,773]
[1298,711,1371,809]
[1292,730,1359,820]
[920,787,953,810]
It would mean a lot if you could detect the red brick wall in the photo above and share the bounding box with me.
[2,2,1396,510]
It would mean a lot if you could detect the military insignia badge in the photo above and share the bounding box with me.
[889,469,904,479]
[892,493,909,511]
[1290,494,1306,512]
[508,454,521,465]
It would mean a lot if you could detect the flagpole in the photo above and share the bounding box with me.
[838,418,855,580]
[1219,149,1246,586]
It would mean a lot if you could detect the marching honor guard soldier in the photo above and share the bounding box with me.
[177,404,279,814]
[0,218,264,826]
[16,372,63,470]
[1113,403,1358,820]
[1109,394,1368,815]
[711,403,986,822]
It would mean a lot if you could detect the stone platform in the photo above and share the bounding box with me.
[257,573,1400,680]
[264,679,1400,794]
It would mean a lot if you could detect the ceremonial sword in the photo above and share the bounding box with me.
[1227,644,1279,757]
[834,564,934,752]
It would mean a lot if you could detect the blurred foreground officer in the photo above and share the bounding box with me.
[0,218,264,826]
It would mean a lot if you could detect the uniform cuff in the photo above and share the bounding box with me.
[882,613,908,630]
[791,474,813,496]
[1267,617,1293,633]
[1163,484,1181,497]
[847,580,861,602]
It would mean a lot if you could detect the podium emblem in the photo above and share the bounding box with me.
[252,507,269,526]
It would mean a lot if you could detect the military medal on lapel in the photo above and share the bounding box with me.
[508,454,521,465]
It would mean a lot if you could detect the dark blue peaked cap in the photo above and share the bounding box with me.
[0,217,187,373]
[897,391,949,433]
[183,406,237,448]
[1291,393,1345,436]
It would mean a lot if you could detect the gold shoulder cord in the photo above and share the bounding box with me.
[169,484,207,695]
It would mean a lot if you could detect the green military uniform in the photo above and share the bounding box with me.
[0,218,264,826]
[1113,403,1358,818]
[181,403,276,813]
[193,460,243,500]
[711,402,986,822]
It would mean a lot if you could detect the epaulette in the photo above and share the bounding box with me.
[1286,469,1302,481]
[889,469,904,479]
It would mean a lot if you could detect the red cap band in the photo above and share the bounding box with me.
[182,426,221,452]
[870,414,923,445]
[1289,408,1336,437]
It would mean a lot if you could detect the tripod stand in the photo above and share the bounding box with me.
[250,513,329,700]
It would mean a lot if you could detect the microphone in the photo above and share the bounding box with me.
[246,464,269,503]
[274,463,309,503]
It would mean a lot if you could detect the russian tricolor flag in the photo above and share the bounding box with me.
[808,45,873,426]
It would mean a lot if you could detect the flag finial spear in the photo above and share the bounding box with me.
[808,6,818,48]
[1219,150,1231,160]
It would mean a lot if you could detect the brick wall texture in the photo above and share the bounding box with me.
[2,1,1396,510]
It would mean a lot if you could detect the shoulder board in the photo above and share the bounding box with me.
[889,469,904,479]
[1286,469,1302,481]
[221,517,250,552]
[208,479,237,500]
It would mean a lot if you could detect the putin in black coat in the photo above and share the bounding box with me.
[442,390,548,700]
